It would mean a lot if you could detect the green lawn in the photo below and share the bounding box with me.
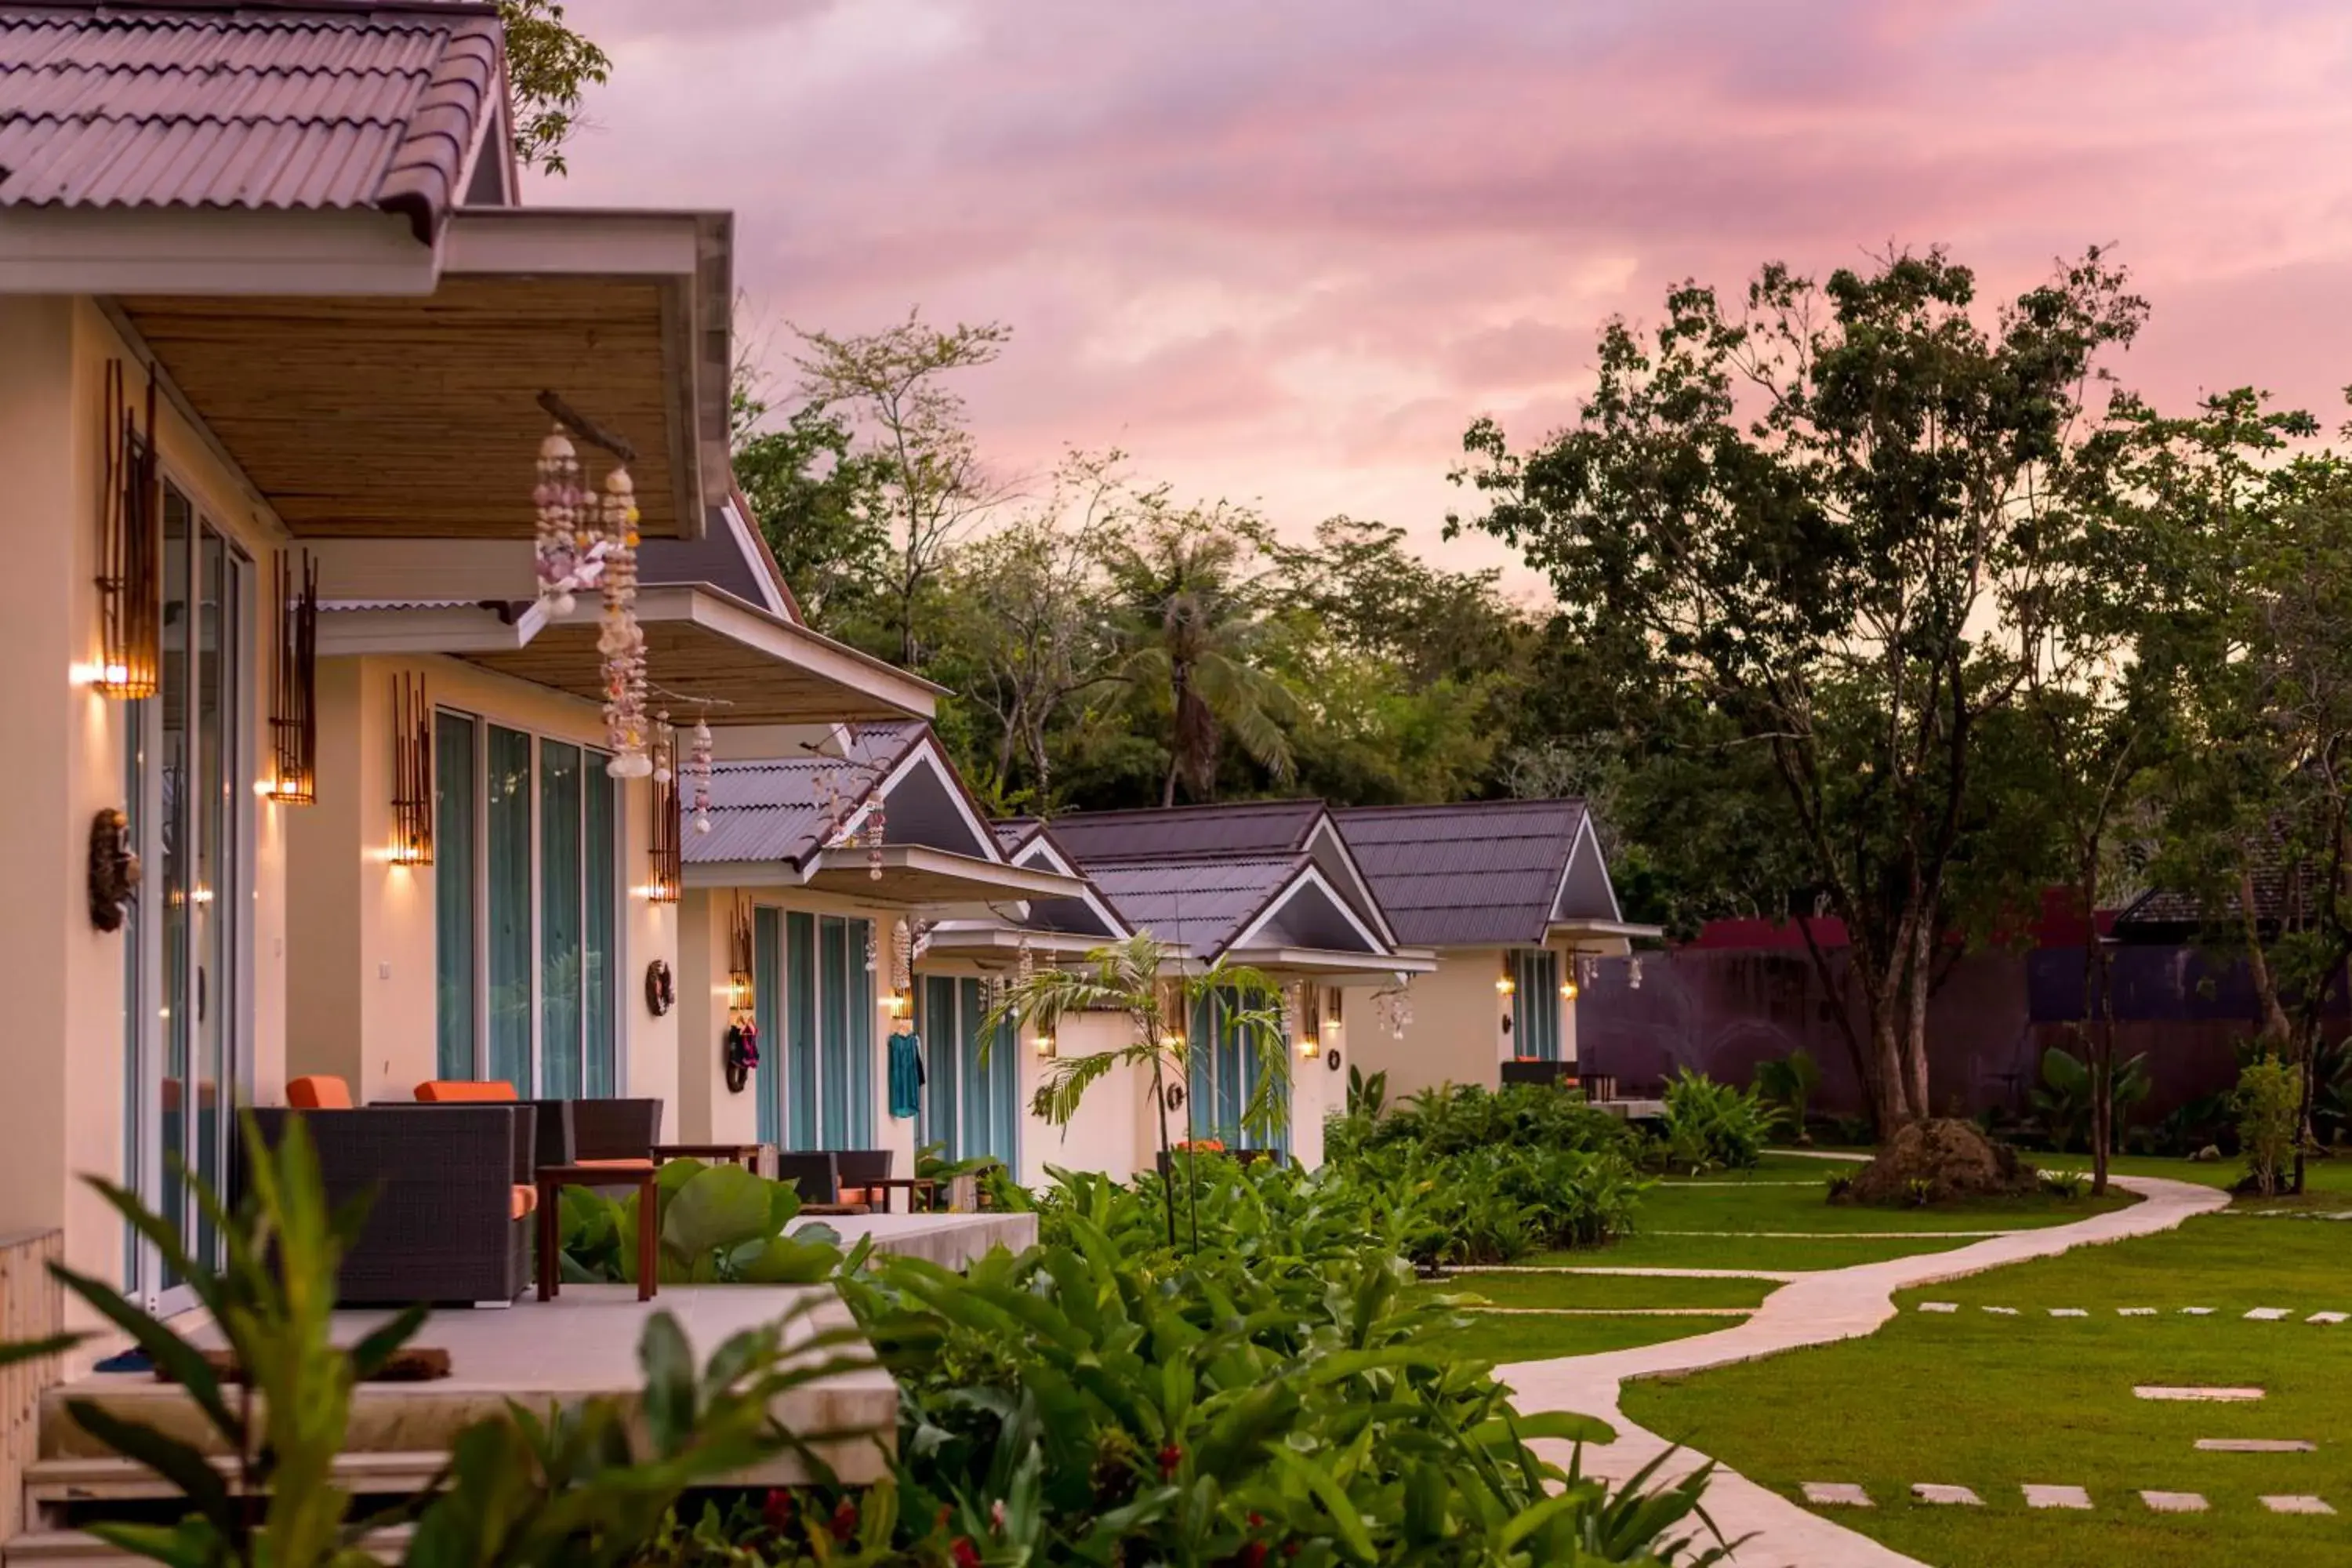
[1621,1217,2352,1568]
[1635,1181,2137,1236]
[1413,1271,1777,1311]
[1537,1231,1982,1273]
[1426,1312,1734,1365]
[2034,1151,2352,1214]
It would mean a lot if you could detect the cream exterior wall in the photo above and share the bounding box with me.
[281,653,680,1128]
[1347,945,1598,1101]
[0,297,291,1321]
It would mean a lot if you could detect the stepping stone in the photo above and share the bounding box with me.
[2049,1308,2089,1318]
[2180,1307,2215,1316]
[1912,1484,1982,1506]
[2024,1484,2092,1510]
[2246,1307,2292,1321]
[1983,1305,2018,1316]
[1802,1483,1872,1508]
[2198,1439,2315,1453]
[2140,1491,2209,1513]
[1918,1302,1958,1313]
[2261,1495,2336,1515]
[2118,1307,2157,1316]
[2136,1386,2264,1402]
[2310,1312,2347,1324]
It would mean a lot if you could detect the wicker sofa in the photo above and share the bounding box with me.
[245,1105,536,1305]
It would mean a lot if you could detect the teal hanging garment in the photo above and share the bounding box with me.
[887,1030,924,1120]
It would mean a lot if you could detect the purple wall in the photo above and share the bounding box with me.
[1578,946,2273,1121]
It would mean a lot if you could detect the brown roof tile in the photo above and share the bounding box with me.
[0,1,504,241]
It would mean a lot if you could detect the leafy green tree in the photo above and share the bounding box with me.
[499,1,611,176]
[789,311,1013,667]
[1452,247,2147,1136]
[1105,499,1300,806]
[731,399,893,637]
[982,934,1286,1249]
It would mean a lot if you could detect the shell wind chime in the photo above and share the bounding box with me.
[532,427,595,613]
[688,717,714,833]
[864,797,887,880]
[891,920,913,994]
[598,467,650,777]
[1376,983,1414,1040]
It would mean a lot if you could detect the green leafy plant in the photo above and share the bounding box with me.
[2038,1171,2088,1200]
[2235,1054,2303,1196]
[2030,1044,2152,1152]
[22,1116,878,1568]
[1653,1070,1774,1174]
[560,1159,845,1287]
[1903,1177,1936,1210]
[1345,1063,1389,1120]
[1751,1050,1822,1142]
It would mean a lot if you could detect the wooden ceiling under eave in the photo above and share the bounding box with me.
[459,618,922,727]
[117,275,694,540]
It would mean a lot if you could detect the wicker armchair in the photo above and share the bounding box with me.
[246,1105,535,1305]
[568,1098,663,1162]
[773,1152,848,1207]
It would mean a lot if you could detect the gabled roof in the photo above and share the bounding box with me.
[638,491,798,622]
[1083,855,1314,958]
[685,723,932,868]
[1334,800,1609,948]
[0,0,514,241]
[1040,799,1326,863]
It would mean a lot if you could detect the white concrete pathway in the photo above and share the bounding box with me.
[1499,1174,2229,1568]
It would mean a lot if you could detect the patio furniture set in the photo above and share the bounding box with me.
[245,1077,935,1308]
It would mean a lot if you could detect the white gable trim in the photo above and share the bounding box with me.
[1011,837,1134,940]
[1301,816,1398,947]
[1549,812,1624,924]
[1226,864,1394,960]
[835,735,999,864]
[717,492,791,619]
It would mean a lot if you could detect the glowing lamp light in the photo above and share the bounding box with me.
[1298,1034,1319,1059]
[1160,1033,1185,1052]
[1495,975,1516,996]
[727,971,754,1011]
[1560,979,1579,1001]
[1035,1032,1056,1058]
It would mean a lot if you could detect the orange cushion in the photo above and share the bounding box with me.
[286,1076,353,1110]
[510,1185,538,1221]
[416,1080,517,1103]
[840,1186,874,1205]
[575,1158,655,1170]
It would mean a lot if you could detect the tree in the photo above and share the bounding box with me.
[499,1,611,176]
[931,449,1131,806]
[1452,247,2147,1135]
[2136,390,2350,1195]
[789,312,1013,667]
[982,935,1285,1249]
[1105,499,1301,807]
[732,401,893,635]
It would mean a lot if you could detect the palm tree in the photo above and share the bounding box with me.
[982,933,1287,1248]
[1107,512,1298,805]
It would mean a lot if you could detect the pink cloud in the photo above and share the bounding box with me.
[538,0,2352,582]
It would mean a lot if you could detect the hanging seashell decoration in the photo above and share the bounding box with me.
[1016,935,1034,989]
[891,920,913,993]
[650,710,673,786]
[598,466,651,778]
[864,796,887,880]
[532,426,589,614]
[862,924,879,974]
[688,716,714,833]
[1377,983,1414,1040]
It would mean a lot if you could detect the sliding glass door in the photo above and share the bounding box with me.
[1189,989,1287,1156]
[1511,949,1563,1061]
[919,977,1018,1169]
[434,714,619,1095]
[768,910,875,1151]
[122,484,248,1313]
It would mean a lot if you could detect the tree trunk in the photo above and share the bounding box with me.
[1901,915,1934,1121]
[1869,1012,1910,1138]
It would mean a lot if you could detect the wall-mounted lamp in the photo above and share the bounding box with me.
[1495,975,1516,996]
[886,991,912,1020]
[388,673,433,866]
[1560,979,1580,1001]
[1035,1031,1057,1058]
[1298,1033,1319,1059]
[1159,1033,1185,1053]
[727,971,754,1011]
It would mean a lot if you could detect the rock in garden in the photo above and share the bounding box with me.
[1840,1120,2039,1206]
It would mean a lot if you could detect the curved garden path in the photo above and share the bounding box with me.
[1499,1173,2230,1568]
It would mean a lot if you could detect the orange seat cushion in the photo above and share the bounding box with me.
[840,1186,875,1205]
[286,1076,353,1110]
[510,1185,539,1221]
[575,1157,655,1170]
[416,1080,517,1103]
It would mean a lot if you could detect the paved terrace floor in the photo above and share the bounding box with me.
[1500,1173,2230,1568]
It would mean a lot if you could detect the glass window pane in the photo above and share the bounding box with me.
[193,528,237,1265]
[921,976,959,1160]
[485,726,534,1094]
[582,757,616,1098]
[754,908,781,1144]
[786,912,817,1150]
[539,741,583,1098]
[819,918,849,1146]
[434,713,478,1079]
[846,920,875,1146]
[158,485,191,1288]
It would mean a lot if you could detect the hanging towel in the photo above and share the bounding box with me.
[887,1030,924,1120]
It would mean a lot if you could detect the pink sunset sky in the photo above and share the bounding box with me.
[531,0,2352,592]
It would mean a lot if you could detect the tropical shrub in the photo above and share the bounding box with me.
[561,1159,844,1287]
[2029,1044,2151,1152]
[826,1162,1734,1566]
[2236,1054,2303,1196]
[1751,1050,1821,1141]
[1650,1070,1773,1173]
[1333,1081,1639,1161]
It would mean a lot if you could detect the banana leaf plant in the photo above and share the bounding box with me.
[559,1158,848,1287]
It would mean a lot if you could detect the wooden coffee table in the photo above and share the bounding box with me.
[652,1142,765,1171]
[862,1176,939,1214]
[536,1163,657,1302]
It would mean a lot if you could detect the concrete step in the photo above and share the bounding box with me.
[5,1527,412,1567]
[26,1451,448,1505]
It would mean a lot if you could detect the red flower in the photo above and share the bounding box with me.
[1247,1513,1265,1529]
[951,1538,982,1568]
[1281,1542,1301,1559]
[829,1498,858,1542]
[1157,1443,1184,1479]
[760,1490,793,1534]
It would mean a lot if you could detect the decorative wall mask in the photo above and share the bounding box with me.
[88,808,140,931]
[643,958,675,1016]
